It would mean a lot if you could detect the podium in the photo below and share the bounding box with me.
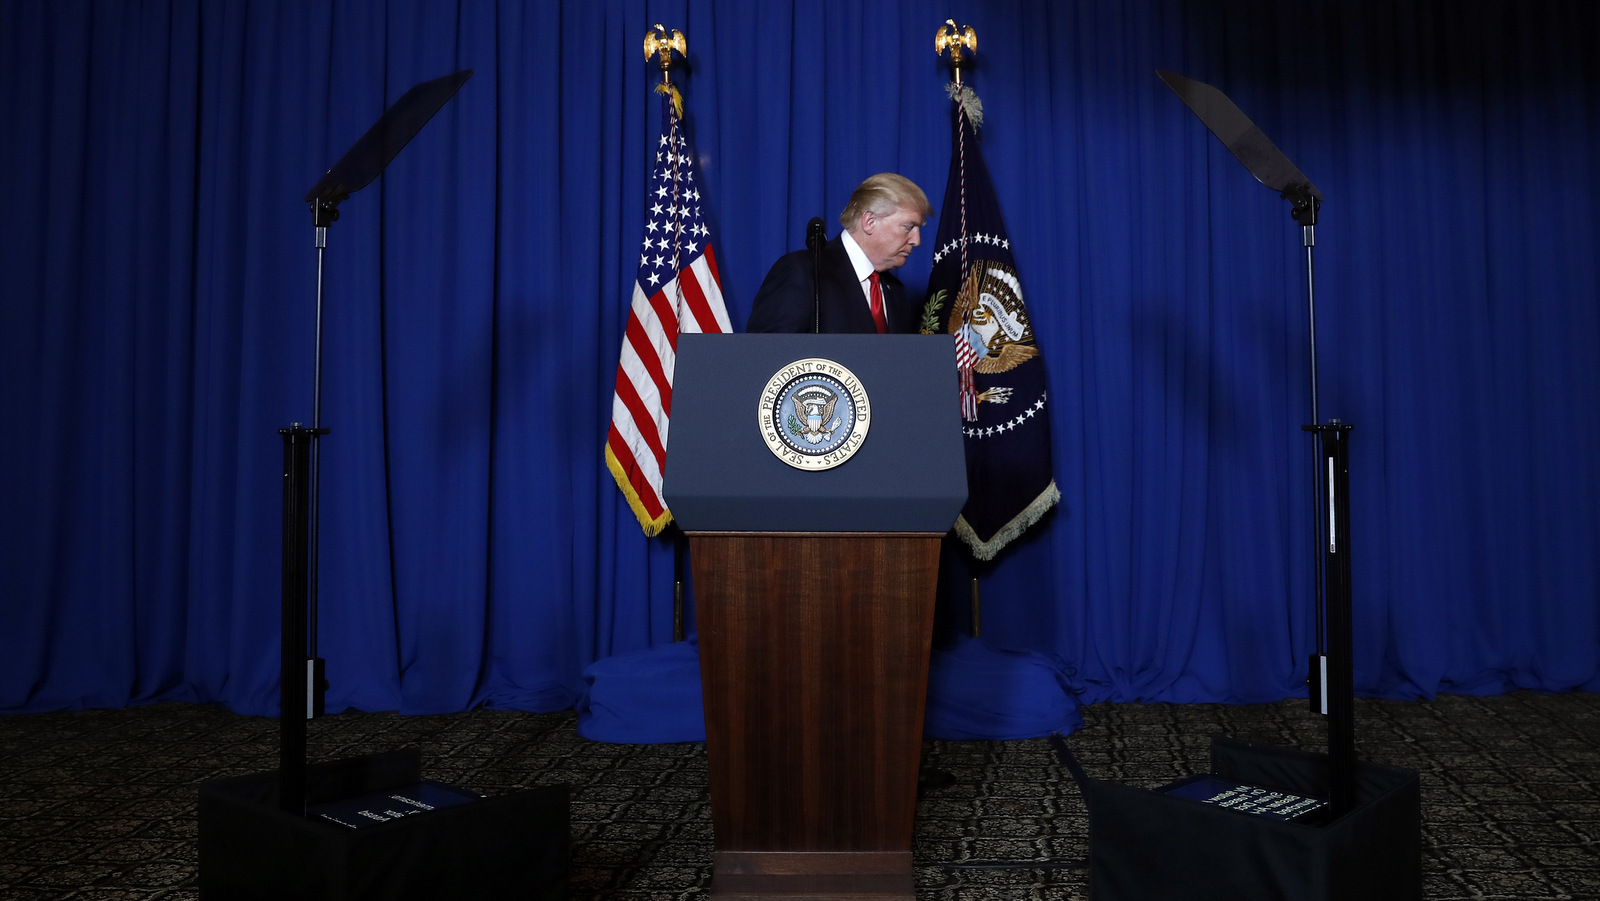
[666,334,967,900]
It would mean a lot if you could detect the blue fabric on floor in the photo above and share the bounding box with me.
[576,635,1080,744]
[576,640,706,744]
[924,636,1082,740]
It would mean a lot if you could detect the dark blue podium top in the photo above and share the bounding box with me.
[664,333,967,533]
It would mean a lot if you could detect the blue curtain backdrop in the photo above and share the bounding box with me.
[2,0,1596,716]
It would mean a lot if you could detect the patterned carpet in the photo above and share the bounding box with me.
[2,691,1598,899]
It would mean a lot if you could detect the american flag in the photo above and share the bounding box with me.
[605,91,731,536]
[955,331,980,421]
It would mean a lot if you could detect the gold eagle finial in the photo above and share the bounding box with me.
[644,24,687,80]
[935,19,977,83]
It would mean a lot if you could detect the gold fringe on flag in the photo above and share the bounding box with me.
[655,82,683,120]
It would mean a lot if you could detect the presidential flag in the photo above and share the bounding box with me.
[606,88,731,536]
[922,84,1060,560]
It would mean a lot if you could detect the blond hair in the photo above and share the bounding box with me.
[839,173,933,231]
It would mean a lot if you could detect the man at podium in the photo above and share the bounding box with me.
[746,173,932,334]
[673,172,965,898]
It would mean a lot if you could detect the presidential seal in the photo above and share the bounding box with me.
[757,357,871,471]
[948,261,1041,375]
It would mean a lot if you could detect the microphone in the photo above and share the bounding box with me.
[807,217,825,333]
[806,217,825,251]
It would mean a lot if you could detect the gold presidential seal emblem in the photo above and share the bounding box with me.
[758,357,871,470]
[948,261,1040,375]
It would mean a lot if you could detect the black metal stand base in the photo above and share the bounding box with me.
[1077,736,1420,901]
[198,748,569,900]
[267,428,571,899]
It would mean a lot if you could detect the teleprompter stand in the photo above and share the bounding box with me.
[198,70,569,900]
[1051,72,1419,901]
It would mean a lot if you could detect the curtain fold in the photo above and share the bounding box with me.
[2,0,1596,716]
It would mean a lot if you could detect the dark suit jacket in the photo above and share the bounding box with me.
[745,235,918,334]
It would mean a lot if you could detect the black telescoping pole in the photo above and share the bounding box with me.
[1318,422,1357,815]
[278,425,319,814]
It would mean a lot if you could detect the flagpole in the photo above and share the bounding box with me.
[970,577,983,638]
[644,25,692,641]
[672,527,686,642]
[938,19,985,635]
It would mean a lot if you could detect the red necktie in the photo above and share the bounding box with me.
[868,271,887,334]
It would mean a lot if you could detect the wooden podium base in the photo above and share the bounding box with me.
[690,532,941,901]
[709,851,913,900]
